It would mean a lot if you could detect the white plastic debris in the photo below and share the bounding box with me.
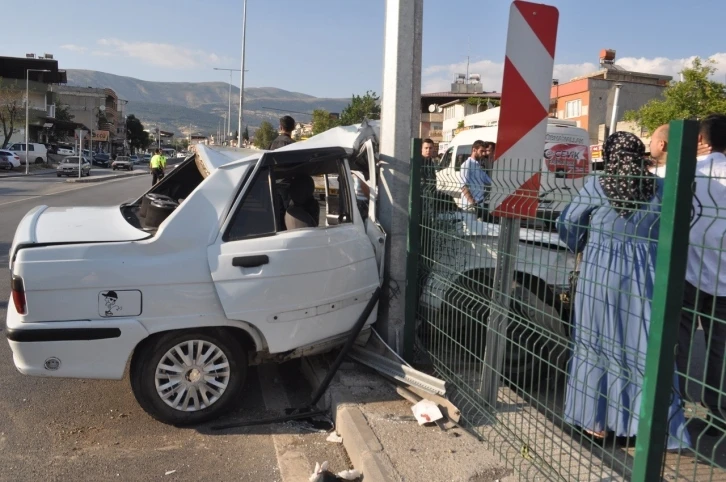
[164,470,176,476]
[336,469,361,480]
[326,432,343,443]
[411,399,444,425]
[309,461,330,482]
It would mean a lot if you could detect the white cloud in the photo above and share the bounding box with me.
[94,38,230,69]
[422,53,726,93]
[60,44,88,53]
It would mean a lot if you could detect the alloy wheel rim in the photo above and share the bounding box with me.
[154,340,231,412]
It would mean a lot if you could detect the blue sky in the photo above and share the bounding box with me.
[2,0,725,98]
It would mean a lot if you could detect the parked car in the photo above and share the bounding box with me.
[9,143,48,164]
[129,155,141,164]
[57,146,75,156]
[141,154,151,164]
[0,149,22,168]
[92,153,110,167]
[0,155,14,171]
[112,156,133,171]
[56,156,92,177]
[6,121,385,425]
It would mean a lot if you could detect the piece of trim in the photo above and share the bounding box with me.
[5,327,122,342]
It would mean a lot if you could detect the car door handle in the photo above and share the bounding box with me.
[232,255,269,268]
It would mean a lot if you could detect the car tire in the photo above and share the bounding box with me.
[130,329,247,425]
[57,173,61,177]
[442,273,564,390]
[35,157,43,164]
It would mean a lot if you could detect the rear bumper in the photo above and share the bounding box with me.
[5,308,149,379]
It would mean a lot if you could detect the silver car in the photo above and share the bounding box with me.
[57,157,91,177]
[112,156,134,171]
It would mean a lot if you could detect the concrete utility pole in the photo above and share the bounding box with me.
[237,0,248,141]
[377,0,423,353]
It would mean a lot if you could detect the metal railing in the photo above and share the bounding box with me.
[404,120,726,481]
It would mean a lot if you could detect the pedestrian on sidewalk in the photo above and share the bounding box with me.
[677,113,726,437]
[557,131,690,449]
[269,116,296,150]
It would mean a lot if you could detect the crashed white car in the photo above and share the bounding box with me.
[6,123,385,424]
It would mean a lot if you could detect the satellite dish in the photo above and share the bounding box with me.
[436,105,443,113]
[428,104,437,113]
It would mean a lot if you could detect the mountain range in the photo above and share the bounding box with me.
[65,69,350,137]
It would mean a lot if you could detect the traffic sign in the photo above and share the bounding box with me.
[489,1,559,218]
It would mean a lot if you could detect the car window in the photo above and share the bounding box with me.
[28,145,34,151]
[454,145,472,170]
[224,167,275,241]
[440,148,453,169]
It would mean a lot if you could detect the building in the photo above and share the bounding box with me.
[55,86,123,152]
[550,49,672,145]
[420,73,501,148]
[0,54,68,146]
[292,122,313,140]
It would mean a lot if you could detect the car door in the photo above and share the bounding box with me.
[207,154,381,354]
[361,139,386,283]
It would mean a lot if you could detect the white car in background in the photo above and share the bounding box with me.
[0,149,22,168]
[6,122,385,425]
[9,143,48,164]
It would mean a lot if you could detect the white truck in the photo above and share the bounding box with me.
[6,123,385,424]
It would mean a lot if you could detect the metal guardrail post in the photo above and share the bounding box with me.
[632,120,698,481]
[403,138,423,362]
[481,215,520,407]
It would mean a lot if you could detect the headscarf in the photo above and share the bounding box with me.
[599,132,655,216]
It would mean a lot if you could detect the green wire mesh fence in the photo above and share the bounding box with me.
[406,120,726,481]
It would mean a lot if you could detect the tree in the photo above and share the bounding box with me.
[623,58,726,133]
[339,91,381,126]
[126,115,151,152]
[242,126,249,142]
[253,121,278,149]
[465,97,500,110]
[47,98,74,143]
[312,109,340,135]
[97,109,109,131]
[0,78,25,149]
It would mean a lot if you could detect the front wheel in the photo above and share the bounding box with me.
[130,330,247,425]
[35,157,44,164]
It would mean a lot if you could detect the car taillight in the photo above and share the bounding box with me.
[11,275,27,315]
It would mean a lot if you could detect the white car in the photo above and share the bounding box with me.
[9,142,48,164]
[6,122,385,425]
[0,149,22,168]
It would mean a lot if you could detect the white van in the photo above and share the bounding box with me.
[10,143,48,164]
[436,114,590,217]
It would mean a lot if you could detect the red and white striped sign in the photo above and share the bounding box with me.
[490,1,559,218]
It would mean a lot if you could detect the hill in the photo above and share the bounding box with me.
[65,69,349,137]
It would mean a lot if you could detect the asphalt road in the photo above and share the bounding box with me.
[0,174,349,481]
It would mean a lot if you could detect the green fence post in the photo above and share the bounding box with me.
[403,138,423,362]
[632,120,699,481]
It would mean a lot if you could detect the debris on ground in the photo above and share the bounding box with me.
[411,399,444,425]
[309,461,361,482]
[164,470,176,476]
[326,432,343,443]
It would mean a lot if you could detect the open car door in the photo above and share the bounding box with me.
[361,139,386,284]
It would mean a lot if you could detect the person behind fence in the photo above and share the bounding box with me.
[557,131,690,449]
[459,140,492,220]
[648,124,668,178]
[676,113,726,437]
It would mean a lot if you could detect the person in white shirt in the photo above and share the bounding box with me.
[677,113,726,436]
[648,124,668,178]
[459,140,493,218]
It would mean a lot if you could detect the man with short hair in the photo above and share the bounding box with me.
[421,138,436,185]
[677,113,726,436]
[649,124,669,177]
[269,115,296,150]
[481,141,496,172]
[460,140,492,217]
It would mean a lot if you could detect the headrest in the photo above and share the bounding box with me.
[288,175,315,205]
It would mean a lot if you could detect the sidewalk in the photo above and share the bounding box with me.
[64,169,147,183]
[303,355,517,482]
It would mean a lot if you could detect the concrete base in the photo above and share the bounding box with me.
[65,170,147,183]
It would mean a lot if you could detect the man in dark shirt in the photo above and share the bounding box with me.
[269,115,296,150]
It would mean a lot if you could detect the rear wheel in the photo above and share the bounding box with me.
[443,273,563,388]
[56,173,61,177]
[130,330,247,425]
[35,157,43,164]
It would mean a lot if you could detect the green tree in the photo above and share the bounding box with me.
[253,121,278,148]
[339,91,381,126]
[312,109,340,135]
[47,99,74,143]
[0,78,25,149]
[126,115,151,152]
[623,58,726,133]
[242,126,249,142]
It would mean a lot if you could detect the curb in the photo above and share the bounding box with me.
[0,169,57,178]
[64,170,147,183]
[301,356,401,482]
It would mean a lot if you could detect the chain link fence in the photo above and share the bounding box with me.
[405,120,726,481]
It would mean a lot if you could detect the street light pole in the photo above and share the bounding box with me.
[238,0,248,141]
[25,68,50,175]
[213,67,243,145]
